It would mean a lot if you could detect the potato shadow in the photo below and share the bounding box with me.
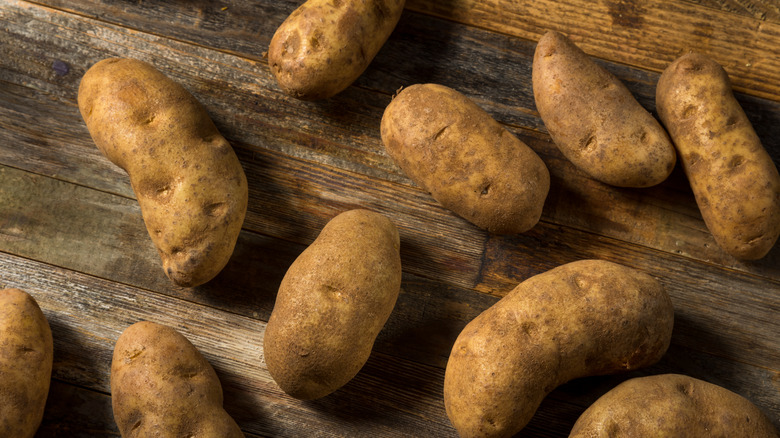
[515,309,764,436]
[303,351,454,435]
[188,144,307,318]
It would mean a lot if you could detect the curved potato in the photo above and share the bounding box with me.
[656,52,780,260]
[78,58,248,287]
[444,260,674,438]
[381,83,550,234]
[569,374,779,437]
[110,321,243,438]
[0,288,53,438]
[264,209,402,399]
[269,0,405,100]
[533,31,676,187]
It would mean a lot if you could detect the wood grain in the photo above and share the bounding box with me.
[0,0,778,436]
[2,0,777,283]
[405,0,780,102]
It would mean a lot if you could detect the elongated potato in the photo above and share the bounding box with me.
[78,58,248,287]
[381,83,550,234]
[111,321,243,438]
[0,288,53,438]
[269,0,405,100]
[570,374,779,437]
[533,31,676,187]
[656,52,780,260]
[444,260,674,438]
[264,209,402,399]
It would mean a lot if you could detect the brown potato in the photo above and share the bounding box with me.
[0,288,53,438]
[78,58,248,287]
[656,52,780,260]
[533,31,676,187]
[264,209,402,399]
[381,83,550,234]
[444,260,674,438]
[269,0,405,100]
[569,374,779,437]
[110,321,243,437]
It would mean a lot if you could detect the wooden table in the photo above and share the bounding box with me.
[1,0,778,436]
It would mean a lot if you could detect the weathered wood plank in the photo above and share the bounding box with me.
[685,0,780,22]
[405,0,780,101]
[0,253,459,437]
[30,0,780,102]
[1,1,778,284]
[1,162,778,377]
[3,253,778,436]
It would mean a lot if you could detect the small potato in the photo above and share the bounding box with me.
[381,83,550,234]
[269,0,405,100]
[533,31,676,187]
[656,52,780,260]
[0,288,53,438]
[569,374,779,437]
[443,260,674,438]
[111,321,243,438]
[78,58,248,287]
[264,209,402,400]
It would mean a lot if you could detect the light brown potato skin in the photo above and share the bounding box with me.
[381,83,550,234]
[78,58,248,287]
[269,0,405,100]
[444,260,674,438]
[569,374,779,437]
[533,31,676,187]
[111,321,243,438]
[0,288,53,438]
[264,209,402,400]
[656,52,780,260]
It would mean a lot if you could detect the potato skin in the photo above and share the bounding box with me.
[0,289,53,438]
[381,83,550,234]
[656,52,780,260]
[533,31,676,187]
[443,260,674,438]
[110,321,243,438]
[269,0,405,100]
[264,209,402,400]
[569,374,779,437]
[78,58,248,287]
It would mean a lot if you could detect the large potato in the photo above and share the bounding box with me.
[533,31,676,187]
[111,321,243,437]
[443,260,674,438]
[78,58,248,287]
[264,209,402,399]
[381,83,550,234]
[569,374,779,437]
[656,52,780,260]
[0,288,53,438]
[269,0,405,100]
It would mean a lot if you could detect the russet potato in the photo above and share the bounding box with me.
[656,52,780,260]
[444,260,674,438]
[264,209,402,400]
[78,58,248,287]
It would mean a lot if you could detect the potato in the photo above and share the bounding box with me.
[264,209,402,399]
[78,58,248,287]
[0,289,53,438]
[443,260,674,438]
[570,374,779,437]
[381,83,550,234]
[533,31,676,187]
[268,0,405,100]
[656,52,780,260]
[110,321,243,437]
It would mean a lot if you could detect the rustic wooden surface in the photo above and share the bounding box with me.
[0,0,778,436]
